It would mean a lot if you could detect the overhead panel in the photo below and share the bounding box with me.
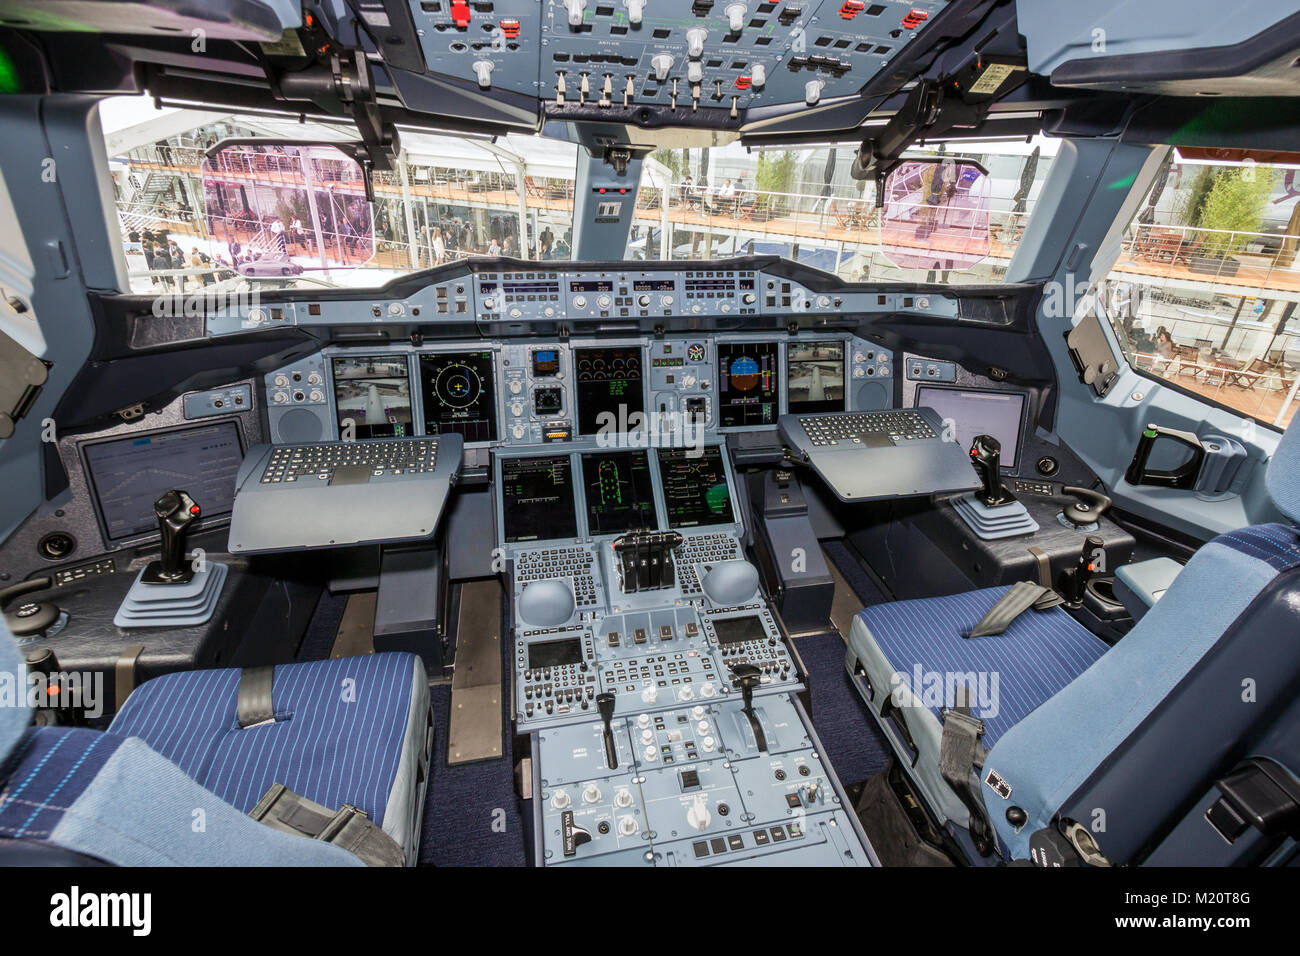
[407,0,949,119]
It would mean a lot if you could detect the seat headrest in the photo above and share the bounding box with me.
[0,619,29,764]
[1266,421,1300,525]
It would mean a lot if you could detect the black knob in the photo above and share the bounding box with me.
[1006,806,1028,827]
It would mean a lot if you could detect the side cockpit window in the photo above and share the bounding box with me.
[1099,150,1299,431]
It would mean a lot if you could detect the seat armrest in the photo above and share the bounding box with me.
[1114,557,1184,621]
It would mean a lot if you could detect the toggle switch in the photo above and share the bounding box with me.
[473,60,493,89]
[805,78,823,105]
[555,71,567,104]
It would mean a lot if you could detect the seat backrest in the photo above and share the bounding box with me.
[0,621,362,867]
[982,423,1300,863]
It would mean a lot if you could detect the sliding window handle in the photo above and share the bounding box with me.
[1124,424,1205,490]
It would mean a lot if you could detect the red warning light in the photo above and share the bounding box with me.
[450,0,471,28]
[190,505,201,516]
[734,75,752,90]
[500,18,520,39]
[839,0,864,19]
[901,8,928,29]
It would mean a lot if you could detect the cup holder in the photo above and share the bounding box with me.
[1085,577,1123,609]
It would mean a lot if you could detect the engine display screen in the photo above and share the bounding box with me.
[581,450,657,536]
[787,340,846,414]
[418,351,498,443]
[501,455,578,543]
[332,355,413,439]
[717,342,779,428]
[656,445,735,529]
[574,346,644,436]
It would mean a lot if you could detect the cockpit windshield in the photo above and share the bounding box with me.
[103,96,1055,292]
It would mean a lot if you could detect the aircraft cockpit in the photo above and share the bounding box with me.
[0,0,1299,906]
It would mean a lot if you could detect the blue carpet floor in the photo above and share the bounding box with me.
[794,631,891,788]
[418,596,529,866]
[295,591,346,662]
[823,538,889,606]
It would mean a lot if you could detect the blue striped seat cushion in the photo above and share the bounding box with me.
[0,728,124,843]
[855,586,1109,747]
[109,653,419,825]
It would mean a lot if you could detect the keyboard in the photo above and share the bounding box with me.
[797,410,937,447]
[515,547,599,608]
[259,438,439,484]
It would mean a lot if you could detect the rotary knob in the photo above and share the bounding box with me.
[641,728,654,743]
[582,783,602,804]
[509,380,523,394]
[483,297,496,310]
[637,294,651,307]
[641,681,658,704]
[741,292,756,304]
[274,374,289,387]
[614,788,634,808]
[573,295,587,309]
[618,815,639,836]
[699,682,716,699]
[686,794,711,831]
[659,294,673,308]
[677,685,694,702]
[701,735,716,753]
[637,712,651,728]
[643,745,658,762]
[510,401,524,416]
[697,720,710,735]
[307,372,323,385]
[511,424,526,440]
[597,294,612,309]
[551,789,571,810]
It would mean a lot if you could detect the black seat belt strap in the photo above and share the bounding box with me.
[966,580,1064,638]
[940,684,995,856]
[236,665,276,728]
[249,783,406,867]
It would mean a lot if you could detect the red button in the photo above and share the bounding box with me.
[450,0,471,29]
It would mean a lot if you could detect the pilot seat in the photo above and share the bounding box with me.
[846,421,1300,865]
[0,639,432,866]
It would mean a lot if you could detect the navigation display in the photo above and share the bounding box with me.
[418,351,498,443]
[656,446,736,528]
[717,342,779,428]
[915,386,1026,467]
[83,421,243,541]
[581,450,657,536]
[787,340,846,414]
[501,455,578,543]
[574,346,644,436]
[332,355,413,439]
